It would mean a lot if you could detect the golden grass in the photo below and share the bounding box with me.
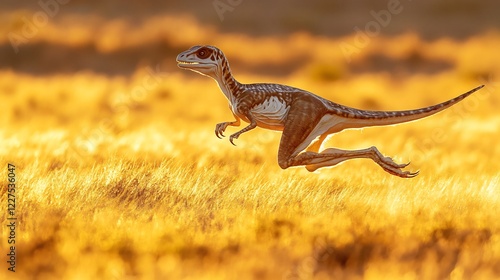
[1,16,500,279]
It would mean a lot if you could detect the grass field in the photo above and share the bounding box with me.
[1,7,500,280]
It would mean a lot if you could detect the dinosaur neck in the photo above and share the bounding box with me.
[214,57,241,103]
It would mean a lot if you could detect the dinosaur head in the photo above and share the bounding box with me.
[176,45,225,78]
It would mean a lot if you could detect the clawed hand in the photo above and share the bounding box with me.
[215,122,230,139]
[229,134,239,146]
[215,122,239,145]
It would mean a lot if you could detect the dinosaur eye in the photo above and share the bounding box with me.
[196,48,210,59]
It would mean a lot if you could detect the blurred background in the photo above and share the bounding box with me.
[1,0,499,161]
[2,0,500,75]
[1,0,499,165]
[2,2,500,279]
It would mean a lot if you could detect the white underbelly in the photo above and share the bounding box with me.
[251,96,290,130]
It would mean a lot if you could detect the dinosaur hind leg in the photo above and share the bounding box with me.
[277,100,417,178]
[303,146,417,178]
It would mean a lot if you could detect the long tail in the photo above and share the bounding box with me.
[330,85,484,128]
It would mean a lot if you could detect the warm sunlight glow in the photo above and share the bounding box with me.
[1,3,499,279]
